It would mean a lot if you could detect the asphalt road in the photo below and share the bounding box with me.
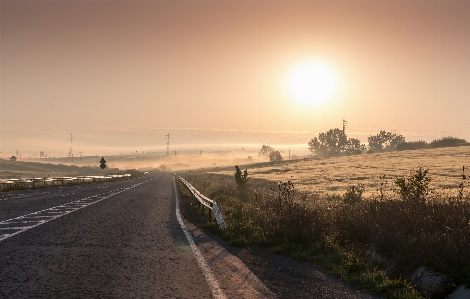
[0,172,384,299]
[0,173,215,298]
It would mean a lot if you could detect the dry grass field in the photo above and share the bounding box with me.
[210,146,470,197]
[179,146,470,298]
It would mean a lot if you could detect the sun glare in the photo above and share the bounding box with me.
[288,62,338,106]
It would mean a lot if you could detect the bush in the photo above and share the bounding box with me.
[394,167,430,203]
[234,165,248,187]
[430,136,467,148]
[395,141,428,151]
[342,184,365,204]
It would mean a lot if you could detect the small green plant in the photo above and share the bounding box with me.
[234,165,248,187]
[458,166,466,200]
[377,175,386,200]
[394,167,430,203]
[342,183,365,204]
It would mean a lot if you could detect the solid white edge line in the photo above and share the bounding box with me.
[173,177,226,299]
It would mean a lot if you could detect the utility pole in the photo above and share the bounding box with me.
[68,133,74,157]
[166,133,170,156]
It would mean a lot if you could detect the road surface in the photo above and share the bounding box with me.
[0,173,272,298]
[0,172,384,299]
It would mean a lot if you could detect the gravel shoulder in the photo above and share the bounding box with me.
[179,193,384,299]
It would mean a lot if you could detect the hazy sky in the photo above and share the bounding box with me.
[1,0,470,155]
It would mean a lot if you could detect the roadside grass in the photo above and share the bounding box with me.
[176,173,437,299]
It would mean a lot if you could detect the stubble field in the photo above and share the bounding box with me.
[210,146,470,197]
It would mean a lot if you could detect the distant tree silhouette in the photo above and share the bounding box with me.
[367,131,405,152]
[269,150,283,162]
[258,145,274,158]
[308,128,365,157]
[430,136,467,148]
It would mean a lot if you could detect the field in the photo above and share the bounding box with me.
[210,146,470,197]
[178,146,470,298]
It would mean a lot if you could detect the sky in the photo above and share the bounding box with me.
[1,0,470,157]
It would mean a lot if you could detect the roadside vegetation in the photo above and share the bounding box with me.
[178,163,470,299]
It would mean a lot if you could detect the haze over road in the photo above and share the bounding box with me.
[0,173,216,298]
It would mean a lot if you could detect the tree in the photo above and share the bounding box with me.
[269,150,283,162]
[40,151,44,158]
[308,137,329,157]
[258,145,274,158]
[367,130,405,152]
[308,122,370,157]
[344,138,367,155]
[234,165,248,187]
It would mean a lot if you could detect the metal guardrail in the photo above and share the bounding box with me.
[0,174,132,190]
[179,176,226,229]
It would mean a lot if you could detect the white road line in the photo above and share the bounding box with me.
[173,178,227,299]
[0,178,153,243]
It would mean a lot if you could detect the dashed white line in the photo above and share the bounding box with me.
[0,178,154,242]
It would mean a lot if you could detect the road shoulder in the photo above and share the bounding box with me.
[183,219,277,299]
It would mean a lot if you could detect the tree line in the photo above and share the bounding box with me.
[257,124,467,161]
[308,125,467,158]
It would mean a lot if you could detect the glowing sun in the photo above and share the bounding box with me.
[288,62,338,106]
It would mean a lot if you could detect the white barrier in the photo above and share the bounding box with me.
[179,176,226,229]
[0,174,133,190]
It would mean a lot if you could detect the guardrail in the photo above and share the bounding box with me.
[0,174,132,190]
[179,176,226,229]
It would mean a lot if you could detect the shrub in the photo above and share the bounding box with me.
[394,167,430,203]
[395,140,428,151]
[342,183,365,204]
[429,136,467,148]
[234,165,248,187]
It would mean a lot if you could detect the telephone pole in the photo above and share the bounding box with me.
[166,133,170,156]
[68,133,74,157]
